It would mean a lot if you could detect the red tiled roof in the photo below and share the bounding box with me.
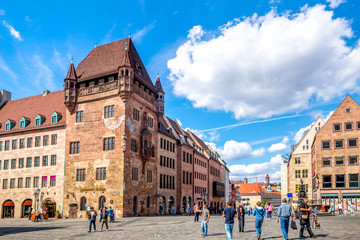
[0,91,66,134]
[231,180,244,184]
[238,183,264,194]
[75,38,155,91]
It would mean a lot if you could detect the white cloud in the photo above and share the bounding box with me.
[269,0,280,4]
[326,0,346,9]
[293,123,312,143]
[167,5,360,119]
[208,131,220,142]
[212,140,265,161]
[229,154,284,179]
[324,110,335,122]
[132,22,155,43]
[2,20,23,41]
[175,119,182,127]
[268,137,289,153]
[0,9,5,15]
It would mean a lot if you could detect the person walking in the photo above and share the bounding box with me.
[108,206,115,223]
[237,202,245,233]
[199,204,211,237]
[222,201,237,240]
[187,205,191,216]
[277,198,294,240]
[253,201,265,240]
[299,197,316,238]
[292,201,299,219]
[266,202,273,220]
[338,202,343,216]
[88,207,97,233]
[100,207,109,232]
[329,201,334,215]
[246,204,251,216]
[351,202,355,216]
[194,202,201,222]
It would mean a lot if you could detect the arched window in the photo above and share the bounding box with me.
[99,196,106,210]
[146,196,150,208]
[126,69,129,76]
[80,197,87,211]
[70,82,74,88]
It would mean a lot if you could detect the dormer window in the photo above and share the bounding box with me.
[5,120,15,131]
[19,117,30,129]
[51,112,62,124]
[35,115,46,127]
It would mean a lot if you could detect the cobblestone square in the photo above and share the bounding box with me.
[0,214,359,240]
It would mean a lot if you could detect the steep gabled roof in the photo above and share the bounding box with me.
[65,62,77,81]
[0,91,66,134]
[155,76,165,94]
[75,38,155,91]
[238,183,264,194]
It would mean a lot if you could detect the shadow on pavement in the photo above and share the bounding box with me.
[0,227,65,236]
[207,233,226,236]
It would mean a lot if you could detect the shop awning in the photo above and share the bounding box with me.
[3,201,14,207]
[23,200,32,205]
[343,193,360,197]
[321,194,338,198]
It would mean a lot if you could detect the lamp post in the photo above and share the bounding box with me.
[201,189,208,205]
[32,188,41,213]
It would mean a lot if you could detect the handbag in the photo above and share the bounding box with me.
[291,220,297,230]
[301,214,308,219]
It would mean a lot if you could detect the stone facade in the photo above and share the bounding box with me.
[312,96,360,211]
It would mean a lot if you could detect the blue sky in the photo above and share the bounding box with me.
[1,0,360,182]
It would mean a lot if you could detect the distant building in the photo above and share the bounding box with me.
[238,183,281,207]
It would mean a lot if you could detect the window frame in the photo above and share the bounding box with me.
[322,175,332,188]
[333,123,341,132]
[335,157,344,166]
[335,174,345,188]
[322,141,331,149]
[348,138,358,148]
[322,157,331,166]
[345,122,353,131]
[349,156,359,165]
[334,140,344,149]
[349,174,359,188]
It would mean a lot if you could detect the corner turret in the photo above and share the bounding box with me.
[64,57,77,112]
[155,73,165,114]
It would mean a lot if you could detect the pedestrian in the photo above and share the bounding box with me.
[338,202,343,216]
[237,202,245,233]
[343,202,348,216]
[299,197,316,238]
[222,201,237,240]
[187,205,191,216]
[277,198,294,240]
[246,204,251,216]
[351,202,355,216]
[100,207,109,232]
[253,201,265,240]
[108,206,115,223]
[292,201,299,219]
[200,204,211,237]
[219,206,222,215]
[266,202,273,220]
[329,201,334,215]
[194,202,201,222]
[88,207,97,233]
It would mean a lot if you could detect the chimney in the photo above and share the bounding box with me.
[43,90,50,96]
[0,90,11,108]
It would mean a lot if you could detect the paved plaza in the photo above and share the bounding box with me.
[0,214,359,240]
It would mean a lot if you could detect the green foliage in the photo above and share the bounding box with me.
[236,186,240,189]
[55,210,61,216]
[262,200,268,208]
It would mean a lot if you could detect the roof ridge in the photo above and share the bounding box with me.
[5,90,64,104]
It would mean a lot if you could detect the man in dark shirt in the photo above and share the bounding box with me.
[237,202,245,233]
[299,197,316,238]
[222,202,237,240]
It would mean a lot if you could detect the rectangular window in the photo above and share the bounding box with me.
[357,122,360,130]
[148,116,153,128]
[18,178,23,188]
[322,157,331,166]
[50,176,56,186]
[25,177,31,188]
[104,105,115,118]
[33,177,39,187]
[147,170,152,182]
[12,139,17,150]
[34,157,40,167]
[96,167,106,180]
[0,160,1,170]
[51,155,57,165]
[131,139,137,152]
[70,141,80,154]
[19,158,24,168]
[349,156,358,165]
[348,139,358,147]
[183,152,185,162]
[103,137,115,151]
[3,179,8,189]
[26,157,32,168]
[323,175,332,188]
[11,159,16,169]
[295,170,301,178]
[35,136,41,147]
[0,141,2,151]
[19,138,25,149]
[349,174,359,187]
[132,167,138,180]
[133,108,139,121]
[335,174,345,188]
[345,122,353,130]
[43,135,49,146]
[42,176,47,187]
[76,111,84,122]
[4,140,10,150]
[302,169,308,178]
[333,124,341,131]
[335,157,344,166]
[51,134,57,145]
[42,156,48,166]
[76,169,86,181]
[10,178,15,188]
[335,140,344,148]
[322,141,331,149]
[27,137,32,148]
